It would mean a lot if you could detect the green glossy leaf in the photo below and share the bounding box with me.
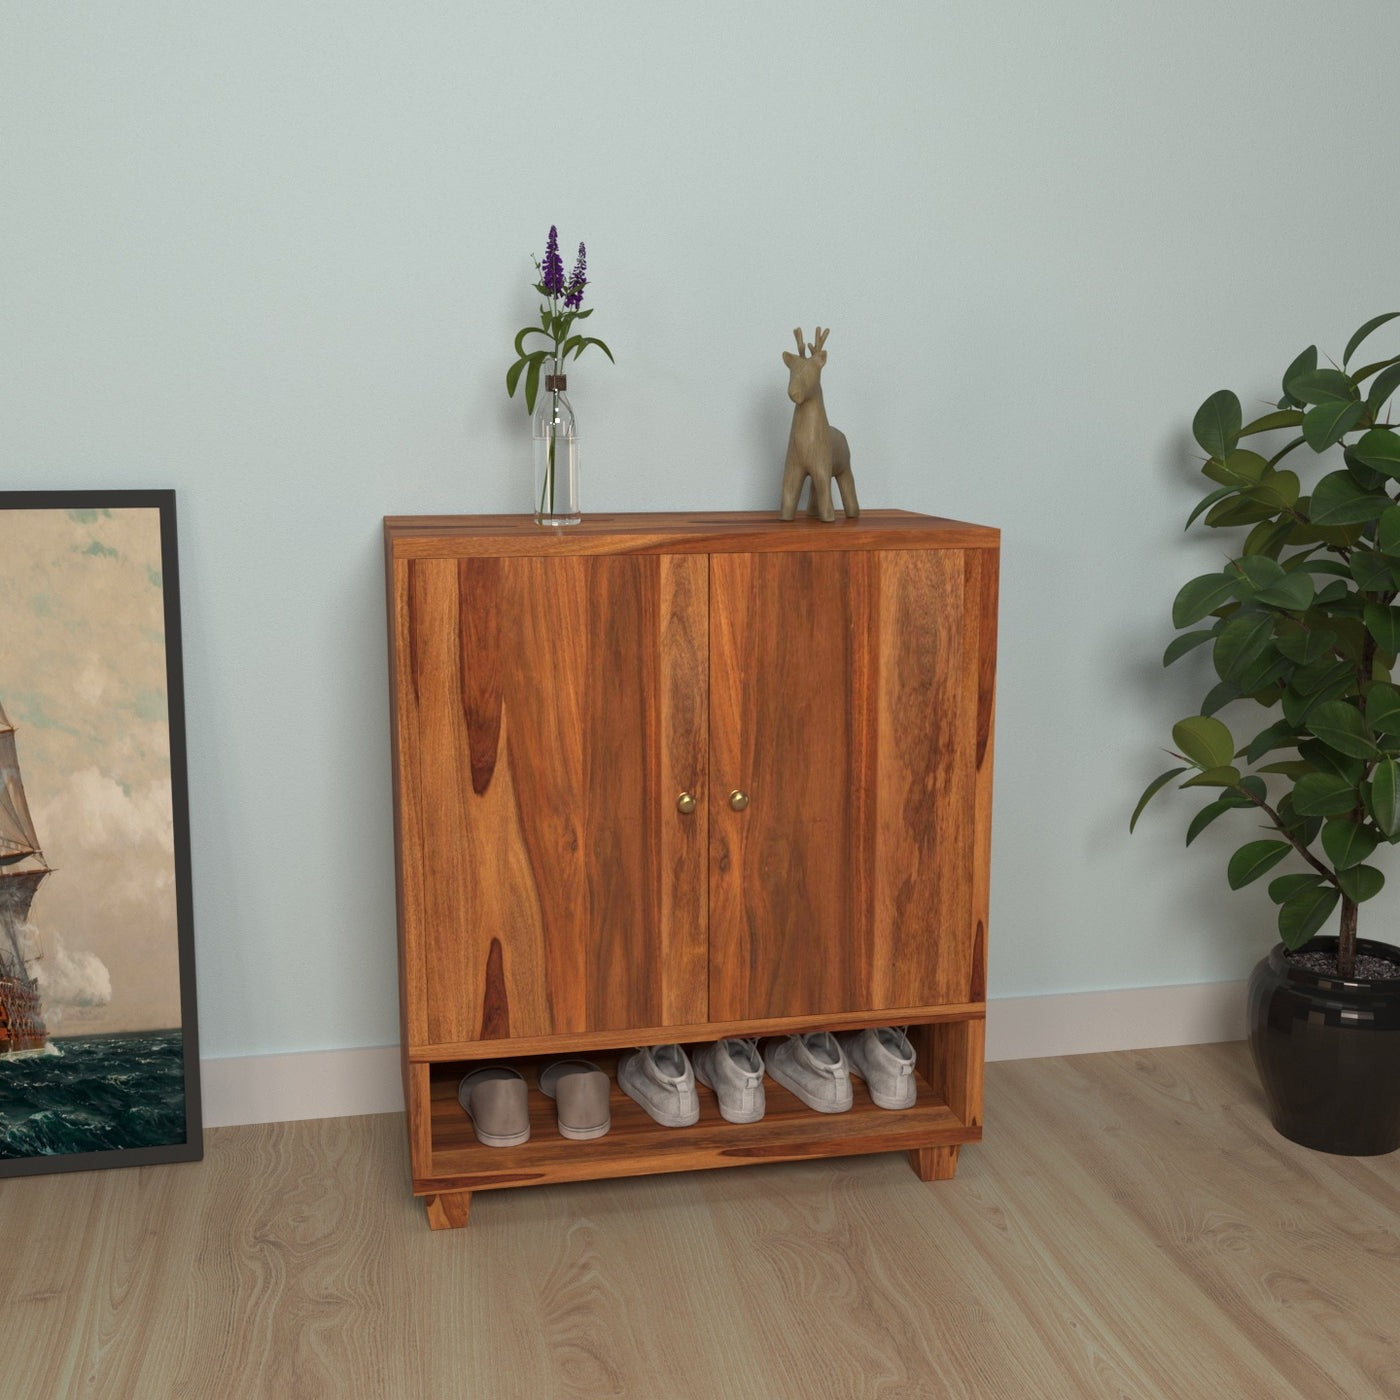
[1269,873,1323,904]
[1173,573,1237,627]
[1303,399,1366,452]
[1193,390,1242,459]
[1244,719,1298,763]
[1230,556,1284,592]
[1293,657,1353,697]
[1204,495,1276,528]
[1213,615,1275,683]
[1365,603,1400,655]
[1236,646,1287,696]
[1367,757,1400,835]
[1351,428,1400,478]
[1130,767,1188,832]
[1365,684,1400,737]
[1172,715,1234,769]
[1308,470,1390,526]
[1298,739,1364,782]
[1279,886,1341,948]
[1376,507,1400,556]
[1254,570,1315,611]
[1185,799,1232,846]
[1288,368,1359,405]
[1292,771,1359,816]
[1282,346,1319,405]
[523,356,542,415]
[505,357,527,398]
[1181,764,1242,788]
[1337,864,1385,902]
[1274,625,1334,665]
[1343,449,1388,492]
[1163,629,1218,666]
[1227,840,1291,889]
[1185,485,1239,530]
[1255,760,1312,778]
[1246,471,1300,512]
[1365,361,1400,416]
[1240,409,1304,437]
[1321,818,1378,870]
[1349,550,1397,594]
[1241,517,1295,559]
[1305,701,1379,759]
[1201,681,1242,716]
[1344,312,1400,367]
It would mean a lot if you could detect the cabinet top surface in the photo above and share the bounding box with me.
[384,509,999,558]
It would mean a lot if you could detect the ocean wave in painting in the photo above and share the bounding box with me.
[0,1030,187,1158]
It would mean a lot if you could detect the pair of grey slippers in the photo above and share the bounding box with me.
[457,1059,611,1148]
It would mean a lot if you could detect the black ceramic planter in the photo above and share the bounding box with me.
[1247,936,1400,1155]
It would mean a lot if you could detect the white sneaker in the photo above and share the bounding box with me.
[766,1032,853,1113]
[693,1038,766,1123]
[618,1043,700,1127]
[839,1027,917,1110]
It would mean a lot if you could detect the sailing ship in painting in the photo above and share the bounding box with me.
[0,699,49,1053]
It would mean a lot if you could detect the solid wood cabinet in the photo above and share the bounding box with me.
[385,511,998,1228]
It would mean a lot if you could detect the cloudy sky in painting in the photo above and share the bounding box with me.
[0,505,181,1034]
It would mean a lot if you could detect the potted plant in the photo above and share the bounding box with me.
[1133,312,1400,1156]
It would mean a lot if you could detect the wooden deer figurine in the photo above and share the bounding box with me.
[780,326,859,522]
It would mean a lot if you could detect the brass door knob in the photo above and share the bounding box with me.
[676,791,697,815]
[728,789,749,812]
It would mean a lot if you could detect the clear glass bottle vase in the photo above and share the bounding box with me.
[532,371,580,525]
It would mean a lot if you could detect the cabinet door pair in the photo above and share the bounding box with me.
[394,547,993,1047]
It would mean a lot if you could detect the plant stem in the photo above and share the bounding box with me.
[1238,785,1339,887]
[1338,895,1358,977]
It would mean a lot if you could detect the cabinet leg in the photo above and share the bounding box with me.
[908,1145,960,1182]
[425,1191,473,1230]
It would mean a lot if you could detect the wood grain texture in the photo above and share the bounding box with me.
[6,1044,1398,1399]
[709,549,983,1020]
[385,509,1000,559]
[408,1001,985,1063]
[390,553,707,1047]
[423,1192,471,1230]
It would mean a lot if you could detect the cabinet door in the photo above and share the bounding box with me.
[708,548,993,1020]
[394,552,708,1044]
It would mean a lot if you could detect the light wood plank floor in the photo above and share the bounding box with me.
[3,1042,1397,1399]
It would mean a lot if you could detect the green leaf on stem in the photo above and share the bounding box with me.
[1337,864,1385,902]
[1269,873,1323,904]
[1130,767,1188,831]
[1365,683,1400,736]
[1305,701,1379,759]
[1351,428,1400,478]
[1185,799,1232,846]
[1343,312,1400,367]
[1376,507,1400,556]
[1184,486,1238,530]
[1172,715,1235,769]
[1321,818,1378,870]
[1181,764,1242,787]
[1365,361,1400,416]
[1287,368,1359,406]
[1245,718,1298,763]
[1367,757,1400,835]
[1364,603,1400,655]
[1227,840,1291,889]
[1240,408,1304,436]
[1282,346,1319,406]
[1349,550,1398,594]
[523,357,542,415]
[1247,471,1300,512]
[1203,450,1267,488]
[1163,629,1218,666]
[1292,771,1359,816]
[1279,886,1340,948]
[1303,400,1366,452]
[1193,390,1242,459]
[1173,573,1237,627]
[1308,471,1389,527]
[1254,570,1315,611]
[1213,615,1275,683]
[1201,681,1242,716]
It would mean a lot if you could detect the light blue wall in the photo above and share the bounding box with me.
[4,3,1399,1057]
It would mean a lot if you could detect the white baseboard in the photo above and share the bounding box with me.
[198,980,1250,1128]
[984,979,1248,1062]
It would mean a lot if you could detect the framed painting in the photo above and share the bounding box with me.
[0,490,201,1176]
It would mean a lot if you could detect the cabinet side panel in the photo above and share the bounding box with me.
[870,551,974,1008]
[391,558,429,1049]
[969,546,999,1006]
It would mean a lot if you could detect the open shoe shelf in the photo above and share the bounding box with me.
[417,1050,978,1196]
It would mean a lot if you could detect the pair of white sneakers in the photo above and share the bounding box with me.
[767,1028,918,1114]
[618,1028,917,1126]
[618,1040,768,1127]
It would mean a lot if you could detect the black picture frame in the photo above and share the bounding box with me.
[0,489,201,1176]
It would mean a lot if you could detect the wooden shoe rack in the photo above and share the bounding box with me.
[384,511,998,1229]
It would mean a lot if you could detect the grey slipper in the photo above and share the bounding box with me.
[538,1059,611,1140]
[458,1066,530,1148]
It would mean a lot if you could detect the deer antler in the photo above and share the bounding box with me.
[792,328,807,357]
[810,327,830,355]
